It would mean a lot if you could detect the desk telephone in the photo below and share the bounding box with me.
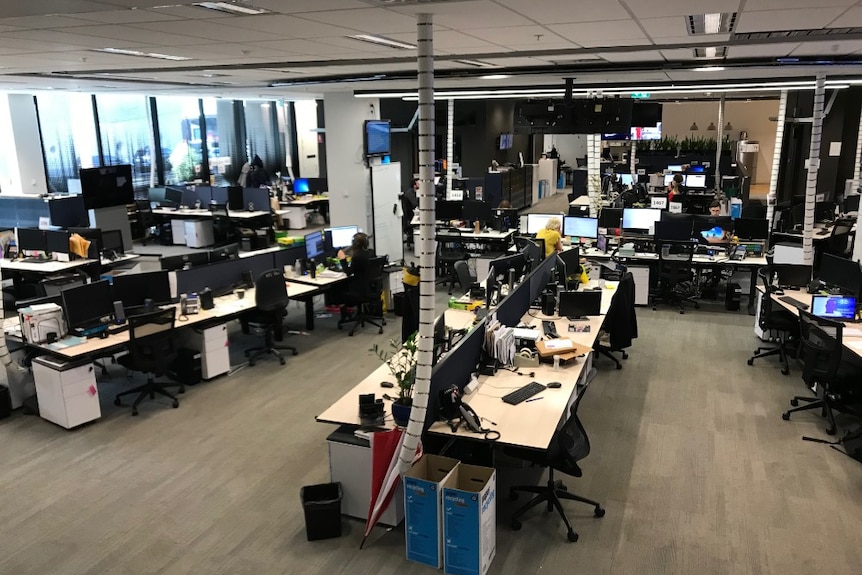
[438,385,499,440]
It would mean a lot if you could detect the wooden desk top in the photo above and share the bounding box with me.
[0,258,93,273]
[280,195,329,206]
[288,273,347,287]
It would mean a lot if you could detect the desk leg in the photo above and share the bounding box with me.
[304,297,314,330]
[747,267,757,315]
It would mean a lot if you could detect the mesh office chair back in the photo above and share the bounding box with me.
[547,384,592,478]
[453,260,475,291]
[126,307,177,377]
[254,269,289,312]
[798,310,844,387]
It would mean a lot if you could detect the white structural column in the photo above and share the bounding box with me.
[399,13,434,472]
[803,74,827,266]
[715,96,725,191]
[629,139,636,179]
[767,91,788,228]
[587,134,601,217]
[853,101,862,262]
[446,99,454,198]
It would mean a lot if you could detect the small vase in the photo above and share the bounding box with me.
[391,400,412,427]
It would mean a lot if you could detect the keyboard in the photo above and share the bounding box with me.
[542,320,560,338]
[502,381,547,405]
[779,295,809,311]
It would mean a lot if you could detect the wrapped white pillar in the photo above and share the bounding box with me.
[853,102,862,262]
[767,91,788,229]
[398,13,435,472]
[803,74,826,267]
[446,98,454,198]
[629,139,636,179]
[587,134,602,218]
[715,96,724,193]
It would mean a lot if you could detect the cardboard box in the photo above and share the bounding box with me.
[404,454,460,568]
[442,464,497,575]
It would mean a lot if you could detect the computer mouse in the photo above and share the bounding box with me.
[99,331,108,339]
[547,382,562,389]
[774,290,785,296]
[380,381,394,388]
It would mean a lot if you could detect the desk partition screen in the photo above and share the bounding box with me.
[426,320,486,429]
[243,188,270,212]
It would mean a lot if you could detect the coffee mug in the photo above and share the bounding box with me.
[236,289,246,299]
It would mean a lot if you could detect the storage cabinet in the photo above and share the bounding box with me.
[32,357,101,429]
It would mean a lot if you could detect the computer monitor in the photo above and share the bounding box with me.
[664,174,686,186]
[686,174,706,188]
[462,200,493,223]
[563,216,598,239]
[436,200,463,221]
[305,231,324,260]
[811,295,857,320]
[45,230,70,255]
[598,208,623,229]
[79,165,133,210]
[818,253,862,297]
[209,243,240,262]
[307,178,328,193]
[687,165,706,173]
[619,174,634,186]
[48,196,88,228]
[243,187,270,212]
[16,228,46,253]
[112,270,172,309]
[164,186,183,206]
[667,165,683,172]
[844,194,860,213]
[490,252,528,283]
[558,291,602,319]
[558,247,580,280]
[734,218,769,240]
[654,220,693,242]
[660,212,693,223]
[101,229,124,256]
[527,213,559,235]
[293,178,310,194]
[326,225,359,249]
[61,280,114,330]
[622,208,662,233]
[495,208,518,231]
[773,264,812,289]
[160,252,209,271]
[692,215,732,241]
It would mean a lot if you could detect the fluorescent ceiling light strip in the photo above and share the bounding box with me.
[705,47,717,59]
[454,59,499,68]
[693,66,726,72]
[194,2,269,15]
[348,34,416,50]
[93,48,191,61]
[704,13,722,35]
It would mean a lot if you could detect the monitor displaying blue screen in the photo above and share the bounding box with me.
[811,295,856,320]
[667,165,683,172]
[293,178,310,194]
[563,216,598,239]
[688,165,706,173]
[619,174,634,186]
[305,231,324,259]
[365,120,391,156]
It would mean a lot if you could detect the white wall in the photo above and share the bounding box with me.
[323,92,379,236]
[662,99,780,186]
[0,94,49,195]
[294,99,320,178]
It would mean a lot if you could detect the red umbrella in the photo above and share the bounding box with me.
[360,427,422,549]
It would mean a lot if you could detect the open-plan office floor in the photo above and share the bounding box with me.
[0,292,860,574]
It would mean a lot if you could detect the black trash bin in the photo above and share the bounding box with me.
[301,482,343,541]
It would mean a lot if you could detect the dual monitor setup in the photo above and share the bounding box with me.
[593,208,769,241]
[304,225,360,262]
[160,243,240,271]
[521,213,598,239]
[773,255,862,320]
[61,270,172,335]
[436,199,513,230]
[290,177,327,195]
[154,185,271,213]
[15,227,124,261]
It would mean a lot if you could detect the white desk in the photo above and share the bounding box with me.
[280,195,328,229]
[0,259,93,273]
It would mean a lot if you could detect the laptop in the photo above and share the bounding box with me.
[811,295,857,321]
[558,290,602,319]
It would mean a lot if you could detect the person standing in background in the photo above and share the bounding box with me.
[400,178,419,248]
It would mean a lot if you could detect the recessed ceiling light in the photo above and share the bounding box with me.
[454,59,499,68]
[693,47,727,59]
[348,34,416,50]
[693,66,726,72]
[481,74,510,80]
[92,48,192,61]
[688,12,737,35]
[193,1,271,15]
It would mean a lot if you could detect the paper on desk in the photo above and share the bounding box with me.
[843,327,862,338]
[47,336,87,350]
[545,339,574,350]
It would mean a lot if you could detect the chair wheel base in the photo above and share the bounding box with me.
[826,426,837,436]
[790,399,799,407]
[615,363,622,370]
[131,409,138,416]
[747,358,754,366]
[172,400,179,408]
[782,412,791,421]
[114,398,122,406]
[567,530,578,542]
[781,367,789,375]
[511,520,522,531]
[292,350,298,356]
[594,506,605,518]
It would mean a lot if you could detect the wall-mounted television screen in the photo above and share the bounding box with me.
[79,165,134,210]
[631,122,662,140]
[499,133,513,150]
[364,120,391,157]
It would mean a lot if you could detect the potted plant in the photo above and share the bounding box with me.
[372,332,418,427]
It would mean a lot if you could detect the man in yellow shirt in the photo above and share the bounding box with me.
[535,217,563,258]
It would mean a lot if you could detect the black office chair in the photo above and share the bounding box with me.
[596,271,638,369]
[823,217,854,259]
[135,200,160,245]
[652,240,698,314]
[40,274,86,297]
[338,256,387,336]
[210,203,238,247]
[436,228,469,295]
[506,382,605,542]
[453,260,476,294]
[114,307,183,416]
[241,268,298,366]
[782,310,862,435]
[514,236,542,269]
[747,268,799,376]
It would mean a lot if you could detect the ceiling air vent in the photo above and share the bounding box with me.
[688,13,737,35]
[734,27,862,40]
[693,47,727,59]
[361,0,475,5]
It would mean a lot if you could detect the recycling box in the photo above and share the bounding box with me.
[442,464,497,575]
[404,454,460,568]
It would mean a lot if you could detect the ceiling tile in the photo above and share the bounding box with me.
[494,0,630,25]
[828,6,862,27]
[0,15,94,28]
[650,34,731,47]
[736,8,846,33]
[387,0,534,29]
[127,20,287,43]
[625,0,740,18]
[726,43,801,58]
[50,24,216,47]
[578,38,653,48]
[0,29,128,49]
[549,20,646,44]
[789,40,862,56]
[387,30,498,50]
[638,16,690,39]
[745,0,855,9]
[297,8,418,34]
[226,14,354,38]
[248,39,378,56]
[0,1,118,18]
[248,0,371,12]
[56,9,183,25]
[466,25,576,47]
[146,5,232,19]
[598,50,666,63]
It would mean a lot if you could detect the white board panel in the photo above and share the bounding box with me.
[371,162,403,263]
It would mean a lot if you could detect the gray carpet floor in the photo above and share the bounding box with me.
[0,296,860,575]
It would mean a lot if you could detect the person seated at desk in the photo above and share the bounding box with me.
[708,199,721,216]
[667,174,685,202]
[536,217,563,258]
[334,232,376,320]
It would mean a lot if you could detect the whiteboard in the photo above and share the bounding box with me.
[371,163,403,263]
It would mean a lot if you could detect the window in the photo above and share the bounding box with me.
[243,100,284,181]
[95,94,153,192]
[155,96,205,186]
[37,93,99,194]
[203,97,242,187]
